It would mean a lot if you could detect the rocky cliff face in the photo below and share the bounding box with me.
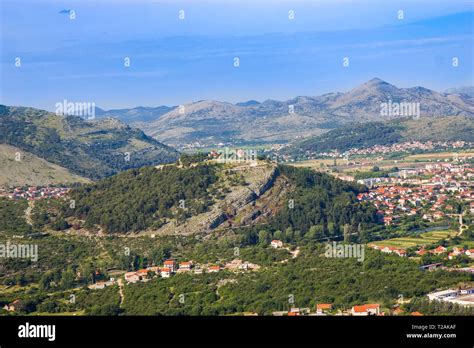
[151,163,285,236]
[205,164,279,229]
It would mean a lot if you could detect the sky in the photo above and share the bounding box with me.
[0,0,473,110]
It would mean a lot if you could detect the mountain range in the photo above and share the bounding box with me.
[0,105,179,180]
[95,105,176,123]
[95,78,474,147]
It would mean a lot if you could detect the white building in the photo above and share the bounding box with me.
[271,240,283,248]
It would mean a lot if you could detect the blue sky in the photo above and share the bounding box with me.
[0,0,473,110]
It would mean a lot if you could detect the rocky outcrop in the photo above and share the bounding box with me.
[205,164,279,229]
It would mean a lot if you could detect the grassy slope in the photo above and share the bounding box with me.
[0,105,179,179]
[0,144,90,186]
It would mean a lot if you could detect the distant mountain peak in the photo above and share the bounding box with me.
[360,78,395,89]
[366,77,386,84]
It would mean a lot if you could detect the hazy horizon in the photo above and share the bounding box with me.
[1,0,473,111]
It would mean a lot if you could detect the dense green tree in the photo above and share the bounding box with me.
[258,230,271,246]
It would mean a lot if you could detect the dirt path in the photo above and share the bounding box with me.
[117,278,125,306]
[290,247,300,259]
[24,200,34,226]
[279,246,301,263]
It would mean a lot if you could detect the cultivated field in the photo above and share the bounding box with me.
[373,230,457,249]
[292,149,474,176]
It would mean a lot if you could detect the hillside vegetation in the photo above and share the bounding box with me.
[285,116,474,155]
[0,105,179,179]
[67,165,217,233]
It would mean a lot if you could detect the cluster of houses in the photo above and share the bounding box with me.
[367,243,407,257]
[278,141,472,161]
[342,141,471,157]
[369,243,474,258]
[125,260,188,283]
[0,186,69,200]
[416,246,474,260]
[357,164,473,226]
[124,258,260,283]
[272,303,382,316]
[270,302,437,316]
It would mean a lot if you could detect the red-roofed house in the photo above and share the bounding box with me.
[316,303,332,314]
[208,265,221,273]
[125,271,140,283]
[161,268,171,278]
[179,261,193,271]
[164,259,176,272]
[432,246,447,255]
[137,269,149,278]
[351,304,380,316]
[416,249,428,256]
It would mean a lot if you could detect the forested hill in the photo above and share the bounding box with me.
[53,162,378,239]
[284,116,474,156]
[268,165,377,239]
[0,105,179,179]
[65,164,218,233]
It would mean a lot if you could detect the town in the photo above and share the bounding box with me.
[273,140,473,162]
[356,162,473,226]
[0,186,70,200]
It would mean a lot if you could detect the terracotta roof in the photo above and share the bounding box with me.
[317,304,332,310]
[352,306,367,313]
[352,304,379,313]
